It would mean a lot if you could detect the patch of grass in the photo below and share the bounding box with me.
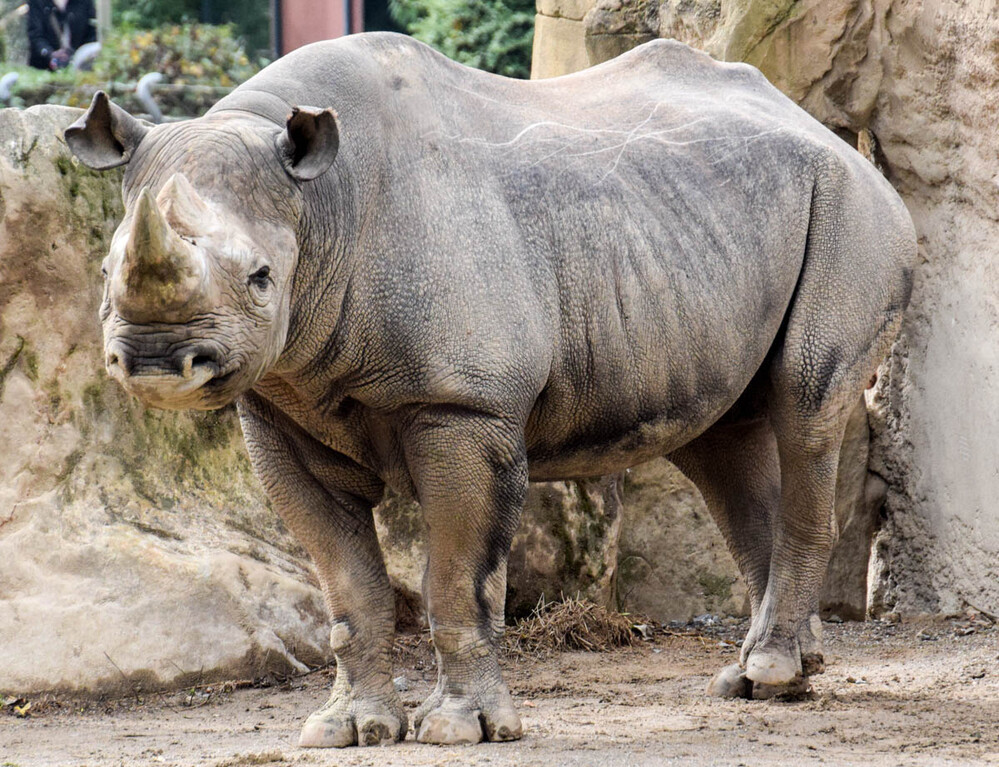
[81,381,105,418]
[21,345,39,381]
[54,154,72,176]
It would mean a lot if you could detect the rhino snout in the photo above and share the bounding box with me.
[106,338,224,378]
[105,338,229,410]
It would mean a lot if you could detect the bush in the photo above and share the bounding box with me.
[3,24,265,119]
[390,0,535,79]
[91,23,264,86]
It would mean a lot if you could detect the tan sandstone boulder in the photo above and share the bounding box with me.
[0,106,332,695]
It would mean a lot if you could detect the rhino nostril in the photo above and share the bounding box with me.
[106,344,129,375]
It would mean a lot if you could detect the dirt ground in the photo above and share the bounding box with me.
[2,616,997,767]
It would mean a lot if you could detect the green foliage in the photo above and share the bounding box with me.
[113,0,271,54]
[91,23,263,86]
[1,64,78,93]
[390,0,535,79]
[114,0,198,27]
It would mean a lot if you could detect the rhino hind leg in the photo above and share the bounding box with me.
[669,418,822,699]
[738,161,911,690]
[403,408,527,745]
[238,395,406,748]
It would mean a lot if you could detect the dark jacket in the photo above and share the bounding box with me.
[27,0,96,69]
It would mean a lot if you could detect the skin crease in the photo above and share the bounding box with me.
[65,33,916,747]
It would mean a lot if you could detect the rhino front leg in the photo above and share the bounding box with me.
[402,408,526,745]
[238,395,406,748]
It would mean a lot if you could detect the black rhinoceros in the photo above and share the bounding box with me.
[65,32,915,748]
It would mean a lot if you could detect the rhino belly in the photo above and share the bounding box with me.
[523,331,767,481]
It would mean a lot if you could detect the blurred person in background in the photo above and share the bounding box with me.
[27,0,95,70]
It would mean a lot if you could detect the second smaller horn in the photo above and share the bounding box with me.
[157,173,220,238]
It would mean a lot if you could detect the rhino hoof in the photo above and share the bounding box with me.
[298,709,403,748]
[358,714,404,746]
[706,663,753,698]
[298,715,357,748]
[801,652,826,677]
[417,709,484,745]
[483,706,523,742]
[745,646,800,686]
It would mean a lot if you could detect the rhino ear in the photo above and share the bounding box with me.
[277,106,340,182]
[64,91,150,170]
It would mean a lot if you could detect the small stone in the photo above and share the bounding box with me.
[826,614,844,624]
[393,675,409,692]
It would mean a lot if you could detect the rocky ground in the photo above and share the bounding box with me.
[2,615,997,766]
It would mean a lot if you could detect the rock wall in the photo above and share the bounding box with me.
[533,0,999,618]
[863,4,999,618]
[0,106,333,695]
[531,0,598,79]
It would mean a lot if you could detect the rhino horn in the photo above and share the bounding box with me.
[156,172,219,237]
[115,186,209,322]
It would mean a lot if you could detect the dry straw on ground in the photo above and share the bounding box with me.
[505,595,637,658]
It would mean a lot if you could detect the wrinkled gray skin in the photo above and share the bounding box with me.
[65,33,915,747]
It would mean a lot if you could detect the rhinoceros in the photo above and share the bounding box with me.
[64,32,915,747]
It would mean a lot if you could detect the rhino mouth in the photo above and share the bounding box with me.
[105,337,239,410]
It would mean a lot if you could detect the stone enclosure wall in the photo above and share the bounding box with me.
[2,0,996,695]
[0,107,334,694]
[532,0,999,619]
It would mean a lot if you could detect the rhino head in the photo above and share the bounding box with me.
[65,92,340,410]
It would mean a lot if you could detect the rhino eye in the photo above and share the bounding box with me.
[249,265,271,289]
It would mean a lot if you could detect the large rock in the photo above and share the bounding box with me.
[863,5,999,617]
[0,106,332,695]
[616,459,747,621]
[531,0,597,78]
[553,0,999,619]
[532,12,593,79]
